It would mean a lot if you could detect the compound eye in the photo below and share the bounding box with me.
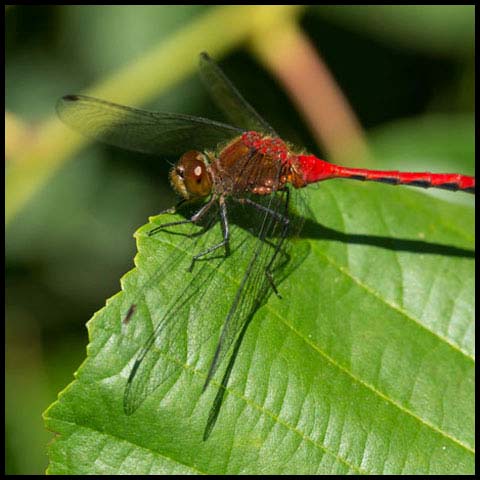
[170,151,212,199]
[184,157,212,198]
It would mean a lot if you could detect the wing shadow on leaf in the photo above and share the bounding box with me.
[298,217,475,258]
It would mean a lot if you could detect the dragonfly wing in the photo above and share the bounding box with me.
[57,95,243,156]
[123,303,194,416]
[202,190,288,391]
[124,317,172,415]
[199,52,277,136]
[124,245,223,415]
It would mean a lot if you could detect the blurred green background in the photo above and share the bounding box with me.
[5,5,474,474]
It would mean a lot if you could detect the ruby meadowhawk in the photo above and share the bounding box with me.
[57,52,475,440]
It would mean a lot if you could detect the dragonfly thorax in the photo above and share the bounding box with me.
[210,133,301,197]
[170,150,213,199]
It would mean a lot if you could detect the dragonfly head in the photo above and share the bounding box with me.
[170,151,213,199]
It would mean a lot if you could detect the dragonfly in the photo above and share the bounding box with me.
[57,52,476,440]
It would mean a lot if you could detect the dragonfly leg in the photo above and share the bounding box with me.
[233,189,290,298]
[148,198,214,237]
[188,197,230,272]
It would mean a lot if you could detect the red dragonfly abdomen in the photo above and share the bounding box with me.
[295,154,475,194]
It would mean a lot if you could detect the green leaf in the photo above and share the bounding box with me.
[44,182,474,474]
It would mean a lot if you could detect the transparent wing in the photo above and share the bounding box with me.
[122,192,298,419]
[202,189,292,391]
[123,209,227,415]
[57,94,243,156]
[199,52,277,136]
[124,261,219,415]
